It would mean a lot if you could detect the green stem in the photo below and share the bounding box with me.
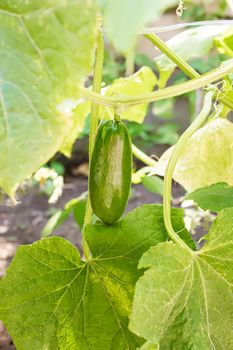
[132,144,157,166]
[79,60,233,108]
[89,34,104,154]
[144,33,199,79]
[144,33,232,109]
[83,30,104,260]
[163,91,214,251]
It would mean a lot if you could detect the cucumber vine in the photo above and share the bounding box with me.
[163,90,213,250]
[79,61,233,108]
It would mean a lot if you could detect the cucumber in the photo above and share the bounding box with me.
[89,120,132,225]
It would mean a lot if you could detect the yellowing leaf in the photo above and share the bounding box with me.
[0,1,97,196]
[130,208,233,348]
[151,118,233,192]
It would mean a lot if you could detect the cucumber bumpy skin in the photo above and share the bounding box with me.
[89,120,132,225]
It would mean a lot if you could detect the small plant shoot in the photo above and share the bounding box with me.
[0,1,233,349]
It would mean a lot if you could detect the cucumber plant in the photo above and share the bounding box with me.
[0,1,233,349]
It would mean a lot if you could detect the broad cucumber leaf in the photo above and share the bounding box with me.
[0,204,192,350]
[0,1,97,196]
[186,182,233,212]
[151,118,233,192]
[155,26,228,82]
[130,208,233,349]
[103,66,157,123]
[97,0,179,52]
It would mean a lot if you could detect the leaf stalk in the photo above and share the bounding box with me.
[162,91,214,251]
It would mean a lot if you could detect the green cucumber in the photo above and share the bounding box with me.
[89,120,132,225]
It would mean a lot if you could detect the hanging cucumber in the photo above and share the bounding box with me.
[89,119,132,225]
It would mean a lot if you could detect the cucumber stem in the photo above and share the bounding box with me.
[163,91,214,251]
[144,33,199,79]
[83,28,104,260]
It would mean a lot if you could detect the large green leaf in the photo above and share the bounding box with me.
[130,208,233,349]
[151,118,233,192]
[186,182,233,212]
[97,0,179,52]
[0,204,192,349]
[0,1,97,196]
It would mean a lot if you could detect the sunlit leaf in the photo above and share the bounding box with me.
[0,204,191,349]
[130,208,233,348]
[0,1,97,196]
[151,118,233,192]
